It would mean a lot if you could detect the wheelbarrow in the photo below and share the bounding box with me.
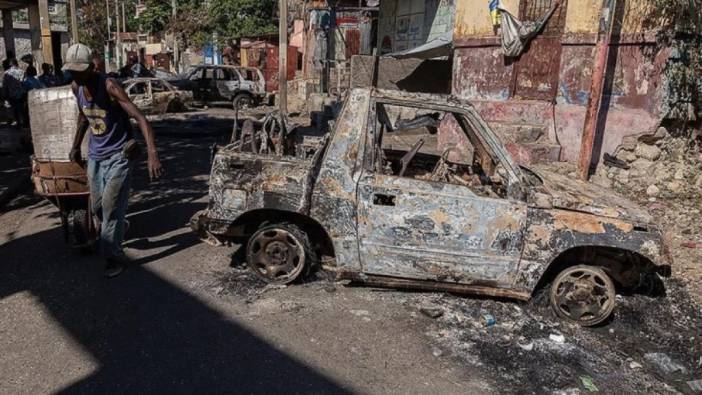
[28,86,97,248]
[31,158,97,247]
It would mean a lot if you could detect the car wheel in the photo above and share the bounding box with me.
[165,99,185,113]
[233,93,253,110]
[246,223,315,285]
[549,265,616,327]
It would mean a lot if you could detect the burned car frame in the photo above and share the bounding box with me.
[192,89,673,326]
[123,77,192,114]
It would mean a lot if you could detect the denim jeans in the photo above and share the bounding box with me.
[88,151,133,259]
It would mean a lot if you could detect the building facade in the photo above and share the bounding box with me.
[452,0,697,164]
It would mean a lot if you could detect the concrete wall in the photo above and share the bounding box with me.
[1,29,70,63]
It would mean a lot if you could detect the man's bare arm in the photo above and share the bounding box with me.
[105,78,163,180]
[70,83,89,162]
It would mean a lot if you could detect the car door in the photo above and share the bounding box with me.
[126,81,152,113]
[215,68,239,100]
[188,67,206,102]
[356,101,528,287]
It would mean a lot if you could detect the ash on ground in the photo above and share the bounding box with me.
[409,279,701,394]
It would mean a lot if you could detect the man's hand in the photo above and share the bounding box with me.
[69,147,82,163]
[147,151,163,181]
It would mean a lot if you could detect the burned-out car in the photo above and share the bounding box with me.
[123,77,192,114]
[170,65,267,109]
[191,89,672,326]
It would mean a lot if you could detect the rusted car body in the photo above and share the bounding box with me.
[123,77,192,114]
[192,88,672,326]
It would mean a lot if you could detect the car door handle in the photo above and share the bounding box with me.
[373,193,396,206]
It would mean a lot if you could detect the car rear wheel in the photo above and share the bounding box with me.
[549,265,616,327]
[233,93,253,110]
[246,223,315,285]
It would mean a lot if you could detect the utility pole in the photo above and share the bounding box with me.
[115,0,121,67]
[577,0,618,180]
[172,0,179,73]
[278,0,288,115]
[105,0,111,68]
[122,1,126,33]
[69,0,78,43]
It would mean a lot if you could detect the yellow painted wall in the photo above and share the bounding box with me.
[564,0,600,33]
[455,0,660,38]
[454,0,519,38]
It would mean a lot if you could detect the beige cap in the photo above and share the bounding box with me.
[62,43,93,72]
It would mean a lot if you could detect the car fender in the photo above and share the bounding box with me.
[515,208,673,292]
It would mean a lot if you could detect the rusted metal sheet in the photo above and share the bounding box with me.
[264,47,299,92]
[511,0,568,101]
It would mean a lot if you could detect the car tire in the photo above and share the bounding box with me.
[549,265,616,327]
[233,93,253,110]
[165,99,185,113]
[246,222,316,285]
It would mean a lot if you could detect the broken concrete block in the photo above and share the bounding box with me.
[635,143,662,161]
[644,352,688,375]
[646,185,661,197]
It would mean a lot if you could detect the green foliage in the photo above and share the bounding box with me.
[208,0,278,41]
[138,0,171,33]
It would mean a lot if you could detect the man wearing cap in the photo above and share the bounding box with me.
[66,43,163,278]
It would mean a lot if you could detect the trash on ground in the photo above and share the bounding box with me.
[644,352,688,374]
[580,375,599,392]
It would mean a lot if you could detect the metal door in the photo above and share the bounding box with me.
[357,173,527,286]
[510,0,568,101]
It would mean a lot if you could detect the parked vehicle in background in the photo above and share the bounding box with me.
[192,88,673,327]
[123,77,192,115]
[170,65,267,109]
[151,68,176,81]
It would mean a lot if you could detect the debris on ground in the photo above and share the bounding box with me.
[407,278,701,394]
[420,306,445,319]
[645,352,689,375]
[580,375,598,392]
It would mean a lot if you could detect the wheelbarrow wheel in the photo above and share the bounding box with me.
[72,209,96,252]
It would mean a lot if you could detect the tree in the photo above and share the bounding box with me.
[138,0,171,33]
[77,0,110,54]
[208,0,277,42]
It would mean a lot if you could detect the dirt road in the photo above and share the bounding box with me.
[1,114,700,394]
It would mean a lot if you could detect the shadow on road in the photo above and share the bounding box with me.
[0,128,350,393]
[0,226,349,393]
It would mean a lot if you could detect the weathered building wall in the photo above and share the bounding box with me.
[377,0,455,54]
[451,0,676,163]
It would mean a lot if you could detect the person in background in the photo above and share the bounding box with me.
[22,65,44,91]
[39,63,59,88]
[3,58,25,128]
[65,43,163,277]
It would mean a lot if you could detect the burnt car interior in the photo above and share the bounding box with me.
[128,81,147,95]
[372,102,508,198]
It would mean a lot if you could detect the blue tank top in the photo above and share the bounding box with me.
[77,75,132,161]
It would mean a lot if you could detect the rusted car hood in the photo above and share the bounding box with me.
[533,169,653,224]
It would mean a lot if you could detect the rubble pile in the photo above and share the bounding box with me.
[409,279,702,394]
[596,129,702,202]
[591,131,702,302]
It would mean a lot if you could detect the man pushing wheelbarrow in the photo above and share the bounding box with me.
[63,43,163,278]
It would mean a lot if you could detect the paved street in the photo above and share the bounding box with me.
[0,117,483,394]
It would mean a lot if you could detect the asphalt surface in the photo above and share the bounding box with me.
[0,117,483,394]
